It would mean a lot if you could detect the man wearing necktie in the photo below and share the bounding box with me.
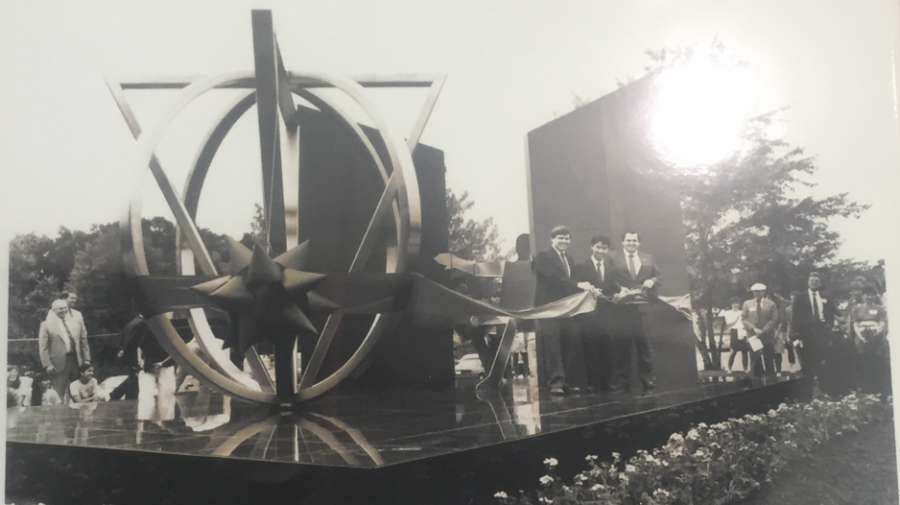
[533,226,593,395]
[741,283,780,377]
[573,234,619,392]
[607,231,661,393]
[39,299,91,401]
[790,271,835,388]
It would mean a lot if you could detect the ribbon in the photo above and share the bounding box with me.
[135,273,690,322]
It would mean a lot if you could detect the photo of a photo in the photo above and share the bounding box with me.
[3,2,898,504]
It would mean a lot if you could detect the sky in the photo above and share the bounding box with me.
[2,0,900,270]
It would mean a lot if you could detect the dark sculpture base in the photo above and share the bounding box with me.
[6,376,805,504]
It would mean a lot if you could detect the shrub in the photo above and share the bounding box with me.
[496,393,893,505]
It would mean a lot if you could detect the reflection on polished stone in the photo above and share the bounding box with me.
[6,373,793,469]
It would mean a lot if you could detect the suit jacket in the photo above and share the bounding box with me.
[606,250,662,292]
[791,289,835,339]
[572,259,619,297]
[533,247,580,306]
[39,313,90,371]
[573,259,619,332]
[741,297,780,343]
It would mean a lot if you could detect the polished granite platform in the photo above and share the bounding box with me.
[6,373,798,470]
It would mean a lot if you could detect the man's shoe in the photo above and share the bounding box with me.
[550,387,565,396]
[642,381,656,392]
[568,387,583,394]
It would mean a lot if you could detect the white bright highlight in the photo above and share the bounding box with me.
[650,60,759,169]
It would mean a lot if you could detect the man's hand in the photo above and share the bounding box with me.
[642,279,655,290]
[45,365,57,374]
[116,350,124,359]
[576,282,593,291]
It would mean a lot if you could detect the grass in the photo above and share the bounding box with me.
[744,419,898,505]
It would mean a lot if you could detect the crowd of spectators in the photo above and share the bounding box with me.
[711,270,889,396]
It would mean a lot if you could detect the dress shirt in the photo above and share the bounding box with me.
[626,252,642,278]
[808,289,825,322]
[591,258,606,283]
[554,248,570,278]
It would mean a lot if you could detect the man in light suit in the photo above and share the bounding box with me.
[39,299,91,400]
[572,234,619,392]
[741,283,780,377]
[63,291,85,324]
[607,231,661,392]
[533,225,593,395]
[791,271,835,385]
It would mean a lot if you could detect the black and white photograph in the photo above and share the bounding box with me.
[2,2,900,504]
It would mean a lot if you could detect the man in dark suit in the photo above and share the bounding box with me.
[572,234,619,392]
[791,271,835,386]
[607,231,661,392]
[533,225,592,395]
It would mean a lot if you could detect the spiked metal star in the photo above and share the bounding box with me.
[191,238,337,354]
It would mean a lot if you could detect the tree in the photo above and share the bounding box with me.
[622,42,869,368]
[240,203,268,252]
[445,188,503,301]
[8,231,96,339]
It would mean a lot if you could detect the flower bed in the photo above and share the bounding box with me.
[495,393,893,505]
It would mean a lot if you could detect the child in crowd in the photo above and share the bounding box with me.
[6,365,35,407]
[41,378,62,405]
[68,364,103,403]
[7,365,21,407]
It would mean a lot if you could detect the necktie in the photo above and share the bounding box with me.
[560,252,570,279]
[61,318,77,353]
[597,261,604,282]
[628,254,637,279]
[812,291,820,321]
[757,300,762,324]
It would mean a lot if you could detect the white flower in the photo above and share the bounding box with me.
[539,497,553,504]
[494,491,508,499]
[585,454,598,462]
[625,464,637,473]
[767,409,777,418]
[698,422,708,429]
[662,460,669,467]
[574,474,588,482]
[612,451,621,460]
[850,404,858,411]
[590,484,603,491]
[778,402,789,410]
[544,457,559,468]
[539,475,554,485]
[644,454,657,463]
[693,449,705,458]
[686,429,700,440]
[654,489,671,497]
[668,433,684,444]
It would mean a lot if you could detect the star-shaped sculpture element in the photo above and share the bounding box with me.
[191,238,337,354]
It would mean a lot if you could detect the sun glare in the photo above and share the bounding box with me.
[650,59,760,170]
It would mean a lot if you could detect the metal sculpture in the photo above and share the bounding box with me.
[108,10,445,406]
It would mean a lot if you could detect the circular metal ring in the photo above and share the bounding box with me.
[126,71,421,404]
